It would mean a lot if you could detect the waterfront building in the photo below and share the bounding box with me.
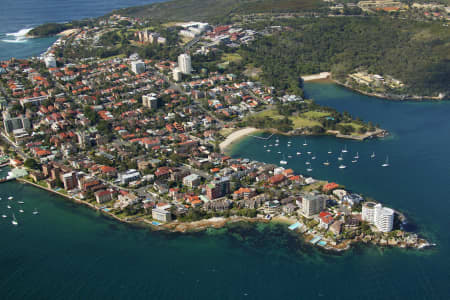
[62,172,77,190]
[152,208,172,222]
[206,176,230,200]
[362,202,394,232]
[301,193,327,217]
[362,202,376,223]
[95,190,113,204]
[374,204,394,232]
[131,60,145,74]
[178,53,192,75]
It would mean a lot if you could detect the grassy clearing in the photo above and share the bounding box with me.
[252,109,321,128]
[222,53,242,63]
[301,111,331,120]
[219,127,236,137]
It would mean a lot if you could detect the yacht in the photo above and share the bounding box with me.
[311,156,316,160]
[352,159,357,163]
[328,150,332,154]
[280,160,288,165]
[303,139,308,146]
[323,160,330,166]
[342,145,348,153]
[33,208,39,215]
[11,214,18,226]
[371,152,376,158]
[276,139,279,143]
[1,214,6,218]
[296,152,301,156]
[267,149,271,152]
[275,143,279,147]
[382,156,390,167]
[264,145,267,148]
[288,155,292,159]
[305,161,311,165]
[307,151,312,155]
[354,152,359,159]
[277,151,281,154]
[338,154,343,161]
[339,164,347,169]
[7,205,11,209]
[8,196,13,200]
[18,201,24,204]
[19,209,24,213]
[307,166,313,172]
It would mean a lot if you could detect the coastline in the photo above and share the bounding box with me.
[332,79,447,101]
[220,126,388,154]
[219,127,260,153]
[14,172,433,252]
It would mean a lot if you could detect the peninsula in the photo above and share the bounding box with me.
[0,1,438,251]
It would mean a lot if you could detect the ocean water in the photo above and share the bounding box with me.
[0,0,162,60]
[1,83,449,299]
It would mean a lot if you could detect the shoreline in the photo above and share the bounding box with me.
[220,126,388,153]
[14,176,433,252]
[219,127,260,153]
[332,79,447,101]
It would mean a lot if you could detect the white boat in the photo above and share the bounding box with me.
[1,214,6,218]
[7,205,11,209]
[33,208,39,215]
[307,167,313,172]
[382,156,390,167]
[311,156,316,160]
[267,149,271,152]
[288,155,292,158]
[280,160,288,165]
[296,152,301,155]
[8,196,13,200]
[18,201,24,204]
[342,145,348,153]
[328,150,332,154]
[323,160,330,166]
[264,145,267,148]
[338,154,343,161]
[303,139,308,146]
[339,164,347,169]
[305,161,311,165]
[277,151,281,154]
[371,152,376,158]
[354,152,359,159]
[307,151,312,155]
[287,144,291,147]
[275,143,279,147]
[276,139,279,143]
[352,160,357,163]
[19,209,24,213]
[11,214,18,226]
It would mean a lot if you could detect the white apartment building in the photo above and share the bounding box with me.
[362,202,394,232]
[131,60,145,74]
[178,53,192,75]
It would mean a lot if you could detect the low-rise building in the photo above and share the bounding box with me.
[152,208,172,222]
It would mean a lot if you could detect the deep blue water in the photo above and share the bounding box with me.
[0,83,449,299]
[0,0,162,60]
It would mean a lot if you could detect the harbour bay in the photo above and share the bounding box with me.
[0,82,449,299]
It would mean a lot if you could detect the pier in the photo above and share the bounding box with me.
[248,133,274,140]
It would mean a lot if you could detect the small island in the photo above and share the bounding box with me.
[1,1,440,252]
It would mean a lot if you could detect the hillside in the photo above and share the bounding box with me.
[114,0,322,22]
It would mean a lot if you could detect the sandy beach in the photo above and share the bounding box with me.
[301,72,331,82]
[219,127,259,152]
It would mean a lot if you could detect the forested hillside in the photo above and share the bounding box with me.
[239,17,450,96]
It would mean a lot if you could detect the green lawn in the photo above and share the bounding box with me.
[251,109,321,129]
[222,53,242,63]
[301,111,331,120]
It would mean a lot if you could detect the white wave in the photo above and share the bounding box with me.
[1,38,28,43]
[6,28,33,37]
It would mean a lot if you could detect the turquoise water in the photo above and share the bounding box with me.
[1,83,449,298]
[0,0,162,60]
